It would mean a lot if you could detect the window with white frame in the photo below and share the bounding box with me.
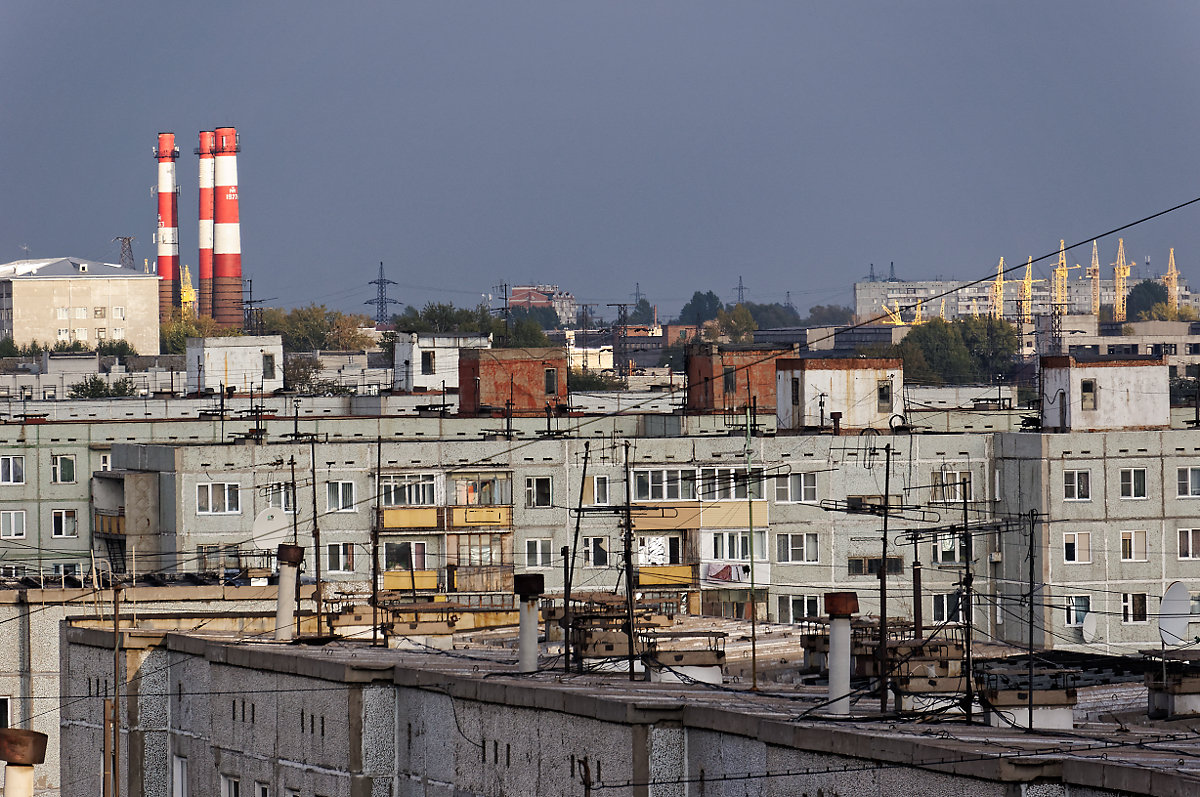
[1080,379,1097,410]
[113,328,125,340]
[698,467,763,501]
[327,543,354,572]
[197,483,240,514]
[74,328,87,341]
[1064,469,1091,500]
[447,472,513,506]
[256,784,269,797]
[583,536,608,567]
[931,470,972,503]
[265,483,294,512]
[1120,530,1147,562]
[172,755,188,797]
[56,328,69,342]
[221,774,240,797]
[932,592,962,623]
[100,453,111,472]
[52,509,77,538]
[327,481,355,512]
[633,468,696,501]
[380,473,435,506]
[56,307,68,320]
[0,695,8,728]
[384,541,426,571]
[1064,531,1091,563]
[592,475,609,505]
[776,532,818,563]
[1064,595,1090,626]
[1,510,26,539]
[711,530,767,561]
[778,594,820,623]
[52,563,79,576]
[525,476,552,507]
[1180,529,1200,560]
[113,306,126,320]
[775,472,817,503]
[1120,468,1146,499]
[0,455,24,485]
[525,538,554,569]
[51,454,75,484]
[1122,592,1148,623]
[1179,467,1200,497]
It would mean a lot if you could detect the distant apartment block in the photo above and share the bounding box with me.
[511,284,577,326]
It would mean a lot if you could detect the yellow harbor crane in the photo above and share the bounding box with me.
[1164,247,1180,316]
[1085,240,1101,316]
[987,258,1006,319]
[1052,240,1080,315]
[1017,256,1046,325]
[939,298,946,321]
[970,297,979,318]
[882,300,904,325]
[1113,238,1131,322]
[913,300,924,324]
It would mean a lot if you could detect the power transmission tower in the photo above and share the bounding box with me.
[735,276,745,304]
[112,237,135,270]
[365,262,401,325]
[632,283,643,305]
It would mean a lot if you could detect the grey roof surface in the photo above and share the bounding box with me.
[0,257,155,279]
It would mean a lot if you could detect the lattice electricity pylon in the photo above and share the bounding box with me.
[113,236,135,269]
[366,261,401,325]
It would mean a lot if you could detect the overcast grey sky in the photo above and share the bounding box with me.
[3,2,1200,321]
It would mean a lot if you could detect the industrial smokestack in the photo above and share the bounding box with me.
[212,126,243,327]
[0,728,48,797]
[275,543,304,641]
[154,132,180,321]
[196,131,216,319]
[514,574,544,673]
[825,592,859,716]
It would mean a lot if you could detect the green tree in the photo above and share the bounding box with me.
[68,375,139,399]
[957,316,1020,381]
[715,304,758,343]
[675,291,723,325]
[898,319,975,384]
[1140,301,1199,322]
[261,305,374,352]
[160,314,238,354]
[97,340,138,357]
[629,298,655,325]
[743,302,801,329]
[502,318,551,348]
[509,305,561,330]
[800,304,854,326]
[1126,280,1168,321]
[0,338,18,358]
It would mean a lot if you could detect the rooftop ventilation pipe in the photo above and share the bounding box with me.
[825,591,859,715]
[0,728,48,797]
[275,543,305,641]
[514,573,544,673]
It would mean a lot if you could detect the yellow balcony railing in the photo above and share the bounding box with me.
[636,564,698,588]
[382,569,440,591]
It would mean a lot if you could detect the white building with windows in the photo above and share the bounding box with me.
[185,335,284,395]
[393,332,491,393]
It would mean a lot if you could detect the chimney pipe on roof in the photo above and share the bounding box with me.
[155,132,181,321]
[0,728,48,797]
[196,131,216,319]
[825,592,859,715]
[515,574,544,673]
[275,543,304,641]
[212,126,243,327]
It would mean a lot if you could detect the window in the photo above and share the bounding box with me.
[776,472,817,503]
[262,354,276,381]
[583,536,608,567]
[634,469,696,501]
[1064,531,1091,563]
[1120,468,1146,499]
[448,472,513,506]
[1080,379,1097,410]
[1120,530,1147,562]
[385,541,426,570]
[94,307,106,318]
[790,377,800,406]
[931,532,964,564]
[931,470,972,503]
[51,454,75,484]
[266,483,294,512]
[525,476,552,508]
[421,351,435,375]
[711,530,767,561]
[327,481,355,512]
[1064,470,1091,501]
[52,563,79,576]
[52,509,77,538]
[847,556,903,575]
[592,475,609,505]
[74,307,87,319]
[255,784,269,797]
[100,454,111,472]
[57,328,69,342]
[1122,592,1148,623]
[197,483,240,514]
[455,533,509,566]
[172,755,188,797]
[327,543,355,572]
[544,367,558,395]
[96,328,106,340]
[526,538,554,568]
[0,456,24,485]
[1064,595,1090,627]
[221,774,240,797]
[699,467,763,500]
[778,595,820,623]
[723,366,736,393]
[113,328,125,340]
[932,593,962,623]
[198,545,241,572]
[776,532,818,563]
[877,379,893,413]
[57,307,68,320]
[1178,467,1200,497]
[1180,529,1200,560]
[380,473,435,506]
[113,306,125,320]
[2,511,27,539]
[74,328,87,341]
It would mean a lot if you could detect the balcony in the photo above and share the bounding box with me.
[381,507,442,530]
[448,505,512,529]
[93,508,125,536]
[635,564,699,589]
[382,569,440,591]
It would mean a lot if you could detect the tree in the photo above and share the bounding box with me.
[283,354,320,392]
[676,291,723,325]
[160,314,237,354]
[509,305,561,330]
[629,298,655,326]
[897,319,975,385]
[957,316,1020,381]
[68,375,139,399]
[1140,301,1199,322]
[801,304,854,326]
[261,305,374,352]
[502,318,551,348]
[743,302,801,330]
[1126,280,1168,321]
[97,340,138,357]
[0,338,18,358]
[715,304,758,343]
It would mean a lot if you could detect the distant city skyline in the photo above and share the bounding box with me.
[4,2,1200,321]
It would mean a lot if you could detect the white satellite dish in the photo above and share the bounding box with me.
[1159,581,1191,646]
[1081,610,1099,644]
[251,508,291,551]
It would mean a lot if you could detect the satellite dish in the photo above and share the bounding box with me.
[251,508,291,551]
[1159,581,1191,646]
[1081,610,1099,644]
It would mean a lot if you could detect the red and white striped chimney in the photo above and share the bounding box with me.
[154,132,180,320]
[212,126,243,327]
[196,130,216,319]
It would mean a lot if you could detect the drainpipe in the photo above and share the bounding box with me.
[0,728,48,797]
[514,574,544,674]
[825,591,859,715]
[275,544,305,641]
